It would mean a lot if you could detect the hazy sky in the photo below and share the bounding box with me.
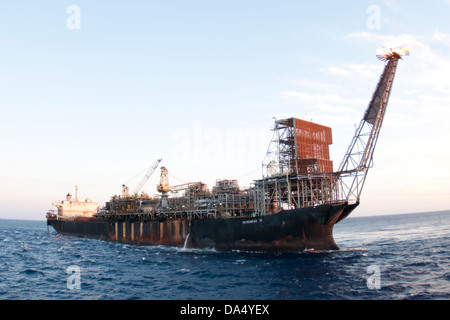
[1,1,449,220]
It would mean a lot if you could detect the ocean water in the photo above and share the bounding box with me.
[0,210,449,300]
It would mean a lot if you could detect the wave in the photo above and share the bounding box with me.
[20,269,45,277]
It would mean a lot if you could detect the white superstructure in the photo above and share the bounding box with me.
[52,193,100,220]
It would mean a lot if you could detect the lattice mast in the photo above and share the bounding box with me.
[338,46,410,204]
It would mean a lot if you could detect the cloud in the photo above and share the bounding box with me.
[432,30,450,46]
[382,0,399,12]
[345,31,424,49]
[327,66,352,76]
[279,89,367,127]
[281,92,342,106]
[325,64,382,79]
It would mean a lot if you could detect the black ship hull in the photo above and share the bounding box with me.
[47,202,358,252]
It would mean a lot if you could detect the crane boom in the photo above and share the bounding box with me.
[169,182,203,192]
[133,159,162,196]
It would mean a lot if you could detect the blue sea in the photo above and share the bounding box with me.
[0,210,449,301]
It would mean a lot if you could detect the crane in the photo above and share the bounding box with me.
[156,166,203,193]
[132,158,162,196]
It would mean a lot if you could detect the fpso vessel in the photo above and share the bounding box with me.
[47,47,410,252]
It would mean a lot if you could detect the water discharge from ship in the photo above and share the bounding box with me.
[183,233,190,250]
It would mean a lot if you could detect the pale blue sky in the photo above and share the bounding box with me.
[1,1,450,220]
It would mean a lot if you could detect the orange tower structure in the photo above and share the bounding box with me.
[264,117,333,176]
[290,118,333,174]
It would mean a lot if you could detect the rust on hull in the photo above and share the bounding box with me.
[48,203,357,252]
[50,219,189,247]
